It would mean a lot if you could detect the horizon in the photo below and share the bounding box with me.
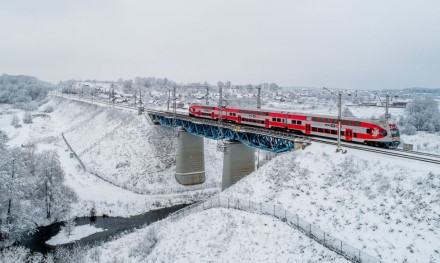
[1,1,440,90]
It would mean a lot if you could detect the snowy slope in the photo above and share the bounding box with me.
[224,143,440,262]
[90,208,349,263]
[47,97,224,191]
[0,99,219,219]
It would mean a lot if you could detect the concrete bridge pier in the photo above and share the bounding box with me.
[175,129,206,185]
[222,140,255,190]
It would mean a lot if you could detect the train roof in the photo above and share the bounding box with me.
[190,104,394,125]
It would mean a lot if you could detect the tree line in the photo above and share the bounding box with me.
[0,74,53,110]
[0,132,77,247]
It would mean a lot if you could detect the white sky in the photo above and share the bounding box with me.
[0,0,439,89]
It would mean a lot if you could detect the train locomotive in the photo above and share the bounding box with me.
[189,105,400,148]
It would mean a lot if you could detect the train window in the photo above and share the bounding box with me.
[277,118,281,122]
[312,127,317,132]
[318,128,323,133]
[297,121,302,125]
[354,133,358,138]
[291,120,296,124]
[272,118,276,121]
[325,129,330,133]
[312,117,317,121]
[366,129,371,134]
[380,130,387,136]
[331,130,337,135]
[355,121,360,126]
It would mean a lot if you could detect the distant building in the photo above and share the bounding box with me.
[391,102,408,108]
[360,102,377,107]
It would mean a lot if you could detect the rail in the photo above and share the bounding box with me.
[168,195,382,263]
[53,95,440,164]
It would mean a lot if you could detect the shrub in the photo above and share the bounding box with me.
[23,112,33,124]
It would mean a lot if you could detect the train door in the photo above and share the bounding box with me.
[305,124,311,135]
[265,119,269,128]
[238,115,242,124]
[211,112,215,119]
[345,129,353,141]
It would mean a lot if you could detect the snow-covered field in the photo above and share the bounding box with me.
[46,97,223,192]
[224,143,440,262]
[2,95,439,262]
[88,208,349,263]
[401,132,440,153]
[0,98,220,218]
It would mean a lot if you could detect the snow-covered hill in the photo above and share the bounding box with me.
[89,208,349,263]
[224,144,440,262]
[46,97,223,191]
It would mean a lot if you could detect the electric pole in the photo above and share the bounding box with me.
[205,86,209,105]
[337,91,342,152]
[256,84,262,109]
[385,94,390,121]
[167,90,171,112]
[111,83,115,107]
[323,87,344,153]
[374,92,390,121]
[217,83,224,151]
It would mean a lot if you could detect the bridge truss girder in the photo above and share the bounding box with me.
[152,115,296,153]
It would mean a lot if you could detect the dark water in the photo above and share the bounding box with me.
[17,204,187,254]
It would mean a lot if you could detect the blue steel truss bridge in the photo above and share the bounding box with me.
[147,110,311,153]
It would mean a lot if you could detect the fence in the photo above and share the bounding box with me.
[61,132,221,196]
[61,132,86,170]
[78,118,131,157]
[168,195,382,263]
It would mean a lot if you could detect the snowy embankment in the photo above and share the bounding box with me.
[224,143,440,262]
[0,98,220,218]
[48,97,223,192]
[88,208,349,263]
[401,132,440,154]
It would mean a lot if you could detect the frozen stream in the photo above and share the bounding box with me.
[17,204,187,254]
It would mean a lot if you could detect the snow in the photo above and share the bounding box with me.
[224,143,440,262]
[89,208,349,263]
[0,99,220,219]
[46,224,105,246]
[400,131,440,154]
[46,97,223,192]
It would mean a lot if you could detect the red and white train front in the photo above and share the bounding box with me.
[189,105,400,148]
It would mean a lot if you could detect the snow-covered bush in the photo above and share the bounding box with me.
[342,107,355,117]
[10,115,20,128]
[43,105,54,113]
[52,244,89,263]
[131,227,159,260]
[23,112,32,124]
[0,145,77,245]
[0,246,44,263]
[402,97,440,133]
[63,217,76,236]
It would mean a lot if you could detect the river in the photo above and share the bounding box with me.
[17,204,187,254]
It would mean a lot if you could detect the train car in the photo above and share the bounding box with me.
[189,105,400,148]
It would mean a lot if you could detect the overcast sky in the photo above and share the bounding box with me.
[1,0,439,89]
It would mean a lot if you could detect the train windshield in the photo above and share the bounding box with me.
[390,129,400,137]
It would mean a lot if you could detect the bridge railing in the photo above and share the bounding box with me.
[168,195,382,263]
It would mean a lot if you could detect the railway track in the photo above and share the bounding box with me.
[53,95,440,165]
[310,137,440,165]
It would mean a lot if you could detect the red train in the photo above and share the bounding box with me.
[189,105,400,148]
